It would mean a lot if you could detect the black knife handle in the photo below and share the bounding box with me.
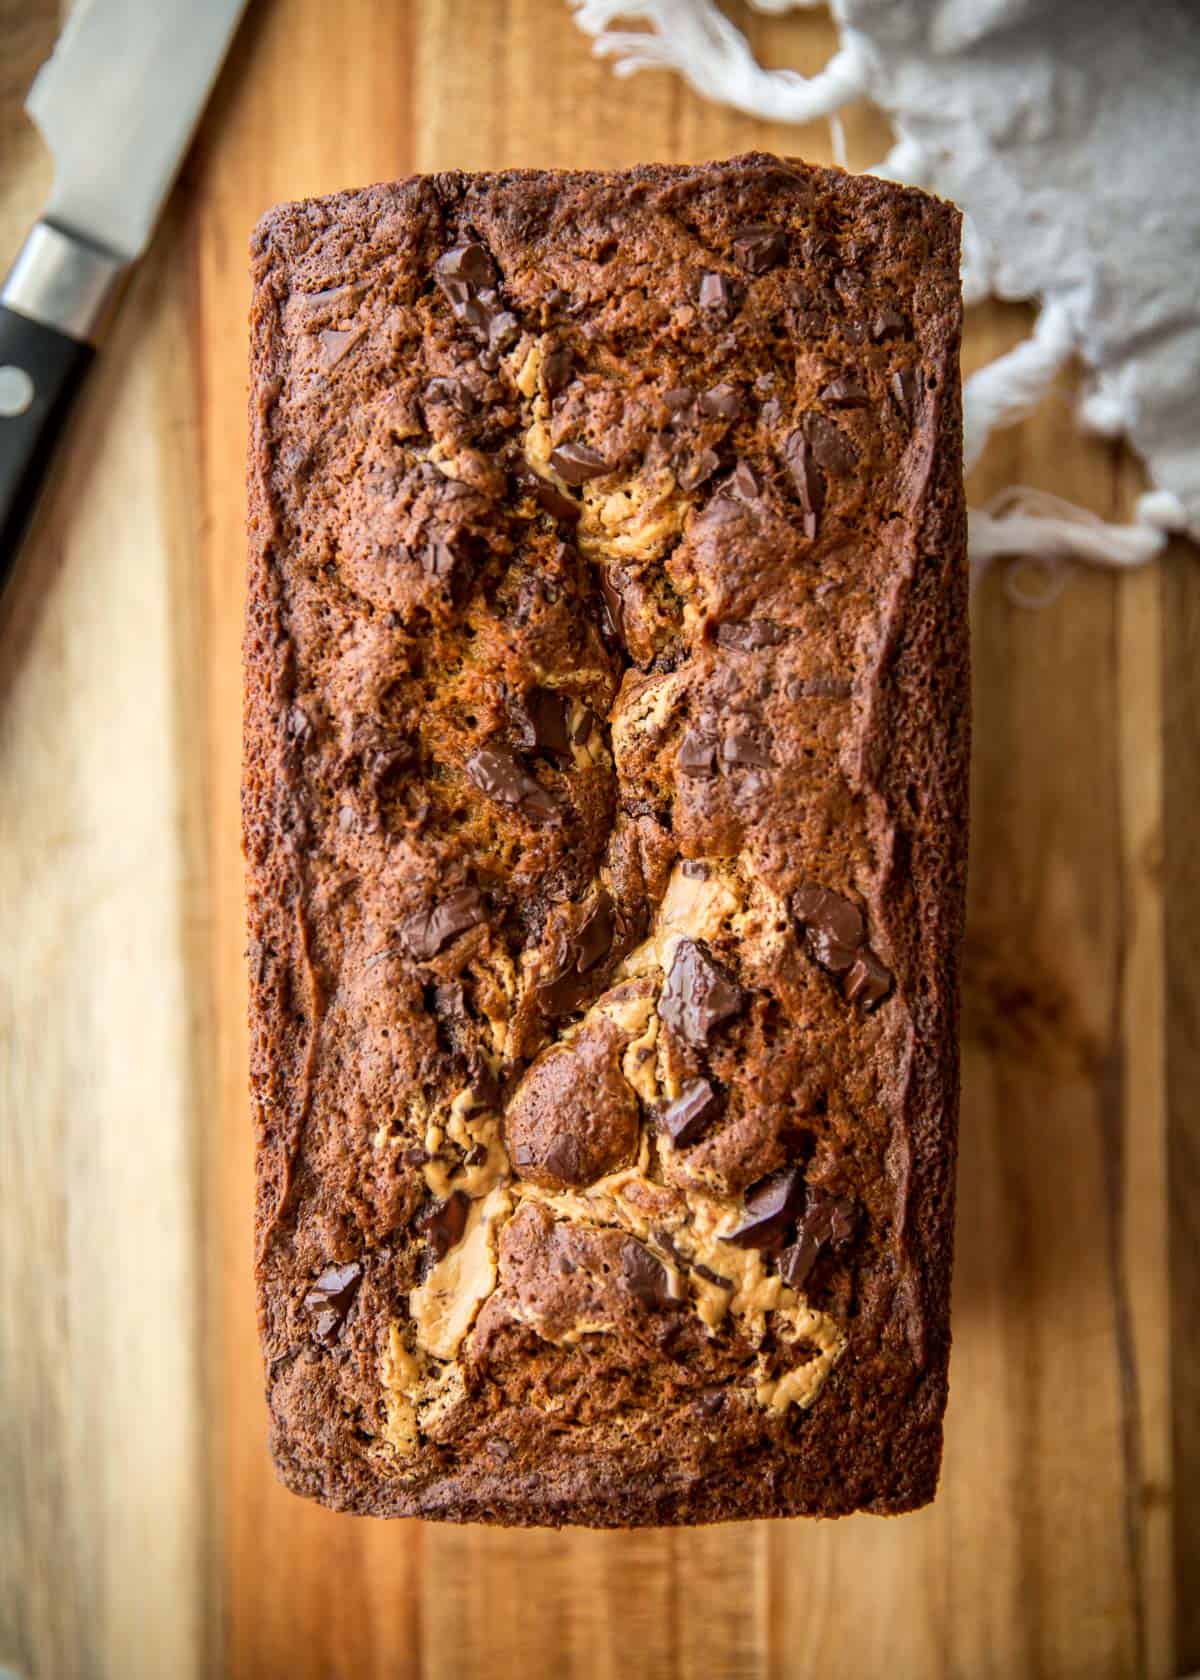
[0,304,94,591]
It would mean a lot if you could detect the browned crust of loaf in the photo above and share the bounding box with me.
[244,152,967,1526]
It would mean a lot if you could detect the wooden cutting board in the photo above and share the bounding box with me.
[2,2,1197,1676]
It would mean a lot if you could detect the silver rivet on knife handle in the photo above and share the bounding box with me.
[1,221,126,346]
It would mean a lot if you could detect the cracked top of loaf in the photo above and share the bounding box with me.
[244,152,967,1526]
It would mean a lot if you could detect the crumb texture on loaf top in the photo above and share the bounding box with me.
[244,153,967,1523]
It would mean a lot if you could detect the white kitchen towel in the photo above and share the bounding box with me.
[571,0,1200,584]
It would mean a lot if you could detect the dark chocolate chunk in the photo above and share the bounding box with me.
[304,1261,362,1344]
[423,534,466,580]
[788,674,853,699]
[677,730,717,779]
[715,620,786,651]
[732,224,787,274]
[540,1131,586,1186]
[726,1165,806,1251]
[465,748,559,824]
[575,890,616,972]
[658,1076,725,1147]
[778,1190,858,1289]
[871,307,909,342]
[759,396,784,431]
[803,412,858,475]
[730,460,760,499]
[891,367,919,424]
[658,938,745,1048]
[620,1239,678,1310]
[820,376,868,409]
[402,885,486,961]
[722,726,773,768]
[782,430,825,538]
[550,440,611,484]
[680,859,709,879]
[792,883,864,974]
[844,948,893,1012]
[425,375,478,416]
[420,1190,471,1260]
[436,243,497,288]
[696,1384,727,1413]
[698,384,743,421]
[541,344,575,396]
[517,466,583,523]
[677,449,721,492]
[697,271,735,315]
[538,891,616,1015]
[663,385,695,417]
[523,687,572,761]
[598,568,628,647]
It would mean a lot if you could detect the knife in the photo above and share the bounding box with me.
[0,0,249,589]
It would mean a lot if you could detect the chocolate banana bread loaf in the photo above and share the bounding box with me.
[244,152,967,1525]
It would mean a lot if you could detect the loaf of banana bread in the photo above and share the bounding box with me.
[244,152,967,1524]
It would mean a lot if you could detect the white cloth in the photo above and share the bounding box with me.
[571,0,1200,582]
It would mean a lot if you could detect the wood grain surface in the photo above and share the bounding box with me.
[1,2,1196,1677]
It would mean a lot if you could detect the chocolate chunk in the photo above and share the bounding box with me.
[715,620,786,651]
[677,730,717,779]
[402,884,486,961]
[844,948,893,1012]
[523,687,572,761]
[541,344,574,396]
[550,441,611,484]
[759,397,784,431]
[540,1132,587,1185]
[598,568,628,647]
[304,1262,362,1344]
[436,243,497,288]
[420,1189,471,1260]
[820,377,868,409]
[803,412,858,475]
[696,1384,727,1413]
[658,938,745,1048]
[680,859,709,879]
[726,1165,806,1251]
[778,1191,858,1289]
[692,1263,733,1291]
[891,367,919,424]
[677,450,721,492]
[782,430,825,538]
[659,1076,724,1146]
[792,883,864,974]
[871,307,909,342]
[425,375,478,416]
[423,534,467,580]
[697,271,735,315]
[698,384,742,421]
[730,460,760,500]
[663,385,695,418]
[788,674,852,699]
[575,891,616,972]
[537,891,616,1015]
[722,726,773,768]
[466,748,558,824]
[732,225,787,274]
[620,1239,677,1310]
[516,465,583,523]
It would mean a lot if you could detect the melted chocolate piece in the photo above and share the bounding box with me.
[871,307,909,342]
[620,1240,678,1310]
[420,1190,471,1259]
[436,243,497,288]
[782,430,825,538]
[522,687,572,761]
[722,725,773,768]
[730,461,760,500]
[820,377,868,409]
[550,441,611,484]
[598,568,628,648]
[698,384,743,420]
[697,271,735,315]
[677,730,717,779]
[304,1261,362,1344]
[402,884,486,961]
[538,891,617,1015]
[803,412,858,475]
[657,938,745,1048]
[466,748,558,824]
[732,225,787,274]
[658,1076,725,1146]
[726,1165,806,1251]
[844,948,893,1012]
[663,385,695,420]
[677,450,721,492]
[542,344,575,396]
[778,1191,858,1289]
[891,367,919,424]
[792,883,864,974]
[692,1263,733,1291]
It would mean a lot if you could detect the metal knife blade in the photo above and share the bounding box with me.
[27,0,248,263]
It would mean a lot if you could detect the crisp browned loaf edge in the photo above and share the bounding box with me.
[244,153,967,1527]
